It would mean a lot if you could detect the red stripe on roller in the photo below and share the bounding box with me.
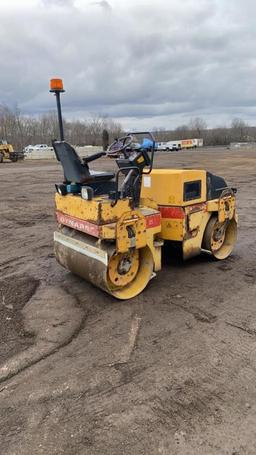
[145,213,161,228]
[56,211,100,237]
[159,206,185,219]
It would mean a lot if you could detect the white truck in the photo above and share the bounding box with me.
[157,138,203,151]
[157,141,181,151]
[166,140,181,151]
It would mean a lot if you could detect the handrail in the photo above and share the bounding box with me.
[111,166,140,206]
[127,131,156,174]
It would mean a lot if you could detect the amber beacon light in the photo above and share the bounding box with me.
[49,77,65,140]
[50,78,65,92]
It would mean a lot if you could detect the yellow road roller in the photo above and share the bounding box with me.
[50,79,238,300]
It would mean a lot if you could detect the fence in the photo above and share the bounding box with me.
[24,146,101,160]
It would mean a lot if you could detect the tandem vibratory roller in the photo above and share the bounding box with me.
[50,78,238,300]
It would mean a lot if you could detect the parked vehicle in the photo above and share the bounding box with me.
[156,138,203,151]
[156,142,179,151]
[34,144,49,150]
[164,141,181,151]
[156,142,167,151]
[193,138,204,147]
[181,138,204,149]
[24,144,54,157]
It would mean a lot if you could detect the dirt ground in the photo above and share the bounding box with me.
[0,147,256,455]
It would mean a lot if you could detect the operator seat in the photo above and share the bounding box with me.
[53,141,114,183]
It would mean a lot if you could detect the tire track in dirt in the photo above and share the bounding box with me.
[0,285,85,383]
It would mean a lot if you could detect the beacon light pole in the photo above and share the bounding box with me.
[49,78,65,141]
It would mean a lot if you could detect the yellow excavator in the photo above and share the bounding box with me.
[0,140,24,163]
[50,79,237,300]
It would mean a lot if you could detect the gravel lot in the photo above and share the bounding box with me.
[0,147,256,455]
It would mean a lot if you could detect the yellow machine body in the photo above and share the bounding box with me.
[141,169,237,260]
[54,168,237,299]
[141,169,207,206]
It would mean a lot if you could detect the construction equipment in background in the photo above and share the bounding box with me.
[50,79,238,300]
[0,140,24,163]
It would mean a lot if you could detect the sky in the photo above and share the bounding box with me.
[1,0,256,130]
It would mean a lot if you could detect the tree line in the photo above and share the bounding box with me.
[153,117,255,146]
[0,105,122,151]
[0,104,254,151]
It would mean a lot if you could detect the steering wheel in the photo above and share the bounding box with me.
[106,135,133,157]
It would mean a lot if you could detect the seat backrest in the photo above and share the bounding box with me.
[206,172,227,200]
[53,141,91,183]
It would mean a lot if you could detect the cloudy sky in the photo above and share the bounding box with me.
[1,0,256,129]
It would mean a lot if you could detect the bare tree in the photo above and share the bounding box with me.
[174,124,190,139]
[152,127,170,142]
[230,118,249,142]
[189,117,207,138]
